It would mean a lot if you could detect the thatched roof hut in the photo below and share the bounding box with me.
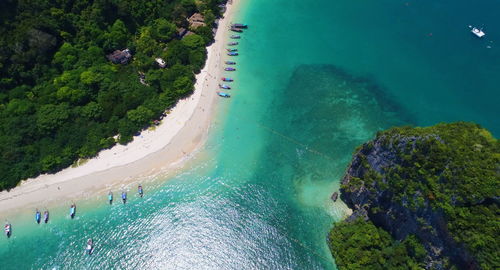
[188,13,205,29]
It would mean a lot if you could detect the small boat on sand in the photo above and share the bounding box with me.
[230,35,241,39]
[222,77,233,82]
[108,191,113,205]
[224,67,236,71]
[4,223,11,238]
[230,27,243,33]
[43,210,49,223]
[227,48,238,52]
[228,42,239,46]
[86,238,94,255]
[35,209,41,224]
[70,204,76,219]
[227,52,238,56]
[219,84,231,89]
[217,92,231,98]
[232,23,248,29]
[225,61,236,65]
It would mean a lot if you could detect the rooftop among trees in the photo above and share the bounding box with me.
[0,0,225,190]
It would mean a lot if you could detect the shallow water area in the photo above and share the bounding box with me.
[1,0,499,269]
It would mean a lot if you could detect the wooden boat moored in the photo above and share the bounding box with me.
[70,204,76,219]
[219,84,231,89]
[224,67,236,71]
[225,61,236,65]
[221,77,233,82]
[4,223,11,238]
[232,23,248,29]
[217,92,231,98]
[44,210,49,223]
[35,209,41,224]
[230,35,241,39]
[228,42,239,46]
[86,238,94,255]
[227,52,239,56]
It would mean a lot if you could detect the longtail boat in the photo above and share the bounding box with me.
[217,92,231,98]
[232,23,248,29]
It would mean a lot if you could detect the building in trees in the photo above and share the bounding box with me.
[177,27,188,38]
[107,48,132,64]
[188,13,205,29]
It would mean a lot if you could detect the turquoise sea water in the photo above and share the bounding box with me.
[1,0,499,269]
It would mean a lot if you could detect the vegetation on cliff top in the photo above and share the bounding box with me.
[329,218,426,270]
[0,0,224,190]
[329,122,499,269]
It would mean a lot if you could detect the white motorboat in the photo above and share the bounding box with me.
[469,26,485,38]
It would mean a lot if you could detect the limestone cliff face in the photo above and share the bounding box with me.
[340,133,479,269]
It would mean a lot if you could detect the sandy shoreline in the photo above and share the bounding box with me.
[0,2,238,215]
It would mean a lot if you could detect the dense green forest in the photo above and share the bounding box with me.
[329,218,426,270]
[0,0,224,190]
[329,123,499,269]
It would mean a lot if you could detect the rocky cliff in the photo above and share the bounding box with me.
[329,122,499,270]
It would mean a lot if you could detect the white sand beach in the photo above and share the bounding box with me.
[0,1,238,214]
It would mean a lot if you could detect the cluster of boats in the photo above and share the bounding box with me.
[4,184,145,255]
[35,209,50,224]
[106,185,144,205]
[230,23,248,33]
[218,23,248,98]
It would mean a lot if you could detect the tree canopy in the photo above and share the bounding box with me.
[0,0,225,190]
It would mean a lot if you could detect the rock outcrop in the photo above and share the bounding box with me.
[333,122,499,269]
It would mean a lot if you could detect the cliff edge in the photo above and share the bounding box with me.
[329,122,499,270]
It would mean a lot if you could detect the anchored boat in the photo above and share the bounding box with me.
[227,52,238,56]
[219,84,231,89]
[224,67,236,71]
[86,238,94,255]
[217,92,231,98]
[230,35,241,39]
[138,185,144,198]
[44,210,49,223]
[221,77,233,82]
[227,48,238,52]
[225,61,236,65]
[469,26,485,38]
[122,191,127,204]
[70,204,76,219]
[4,223,11,238]
[228,42,239,46]
[35,209,41,224]
[232,23,248,29]
[230,27,243,33]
